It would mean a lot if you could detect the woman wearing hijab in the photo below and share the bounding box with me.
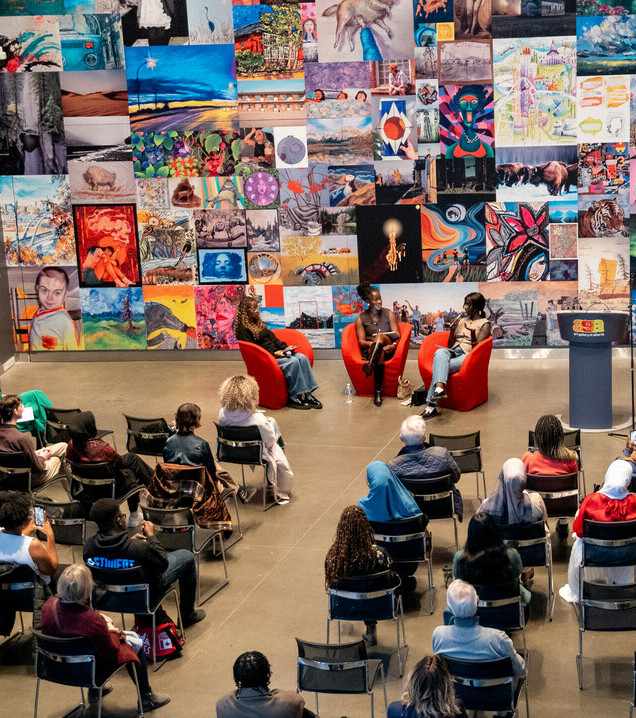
[66,412,153,527]
[358,461,424,594]
[560,459,636,603]
[479,458,547,525]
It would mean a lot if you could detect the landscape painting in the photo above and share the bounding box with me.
[124,45,238,132]
[68,161,136,204]
[80,287,147,350]
[138,209,197,285]
[60,71,128,117]
[307,116,374,165]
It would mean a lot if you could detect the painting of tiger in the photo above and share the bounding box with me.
[578,199,626,238]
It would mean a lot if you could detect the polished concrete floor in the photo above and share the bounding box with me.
[0,352,635,717]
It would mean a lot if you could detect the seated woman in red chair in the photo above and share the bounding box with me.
[354,283,400,407]
[234,297,321,410]
[423,292,490,419]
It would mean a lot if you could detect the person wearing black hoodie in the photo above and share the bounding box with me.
[83,498,205,628]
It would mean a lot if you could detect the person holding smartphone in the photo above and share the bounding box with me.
[422,292,491,419]
[620,430,636,483]
[234,297,321,410]
[0,492,59,582]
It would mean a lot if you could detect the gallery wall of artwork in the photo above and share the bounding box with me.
[0,0,634,354]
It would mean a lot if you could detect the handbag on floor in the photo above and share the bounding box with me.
[397,376,415,401]
[133,608,184,659]
[410,385,428,406]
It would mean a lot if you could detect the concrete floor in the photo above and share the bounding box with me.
[0,352,634,717]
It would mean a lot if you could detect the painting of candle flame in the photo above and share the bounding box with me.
[356,205,423,284]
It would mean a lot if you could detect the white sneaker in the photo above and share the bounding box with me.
[558,584,577,604]
[127,509,143,528]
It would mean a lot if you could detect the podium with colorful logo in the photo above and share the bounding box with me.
[557,311,629,429]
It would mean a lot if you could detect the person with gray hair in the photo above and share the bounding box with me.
[41,564,170,712]
[432,580,525,677]
[388,415,463,521]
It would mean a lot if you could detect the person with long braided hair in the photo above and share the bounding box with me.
[233,297,321,410]
[216,650,311,717]
[324,505,394,646]
[521,414,578,476]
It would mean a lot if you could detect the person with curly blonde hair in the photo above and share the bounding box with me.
[324,505,393,645]
[218,375,293,505]
[233,297,321,410]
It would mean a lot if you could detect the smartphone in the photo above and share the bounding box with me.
[33,506,45,527]
[631,430,636,442]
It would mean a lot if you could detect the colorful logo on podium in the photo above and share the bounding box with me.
[573,319,605,333]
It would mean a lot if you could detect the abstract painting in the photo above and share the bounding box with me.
[194,284,245,348]
[138,209,197,285]
[143,284,197,349]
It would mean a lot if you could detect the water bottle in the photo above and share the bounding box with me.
[345,382,353,403]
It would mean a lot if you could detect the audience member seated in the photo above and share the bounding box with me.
[0,491,59,583]
[42,564,169,712]
[0,395,68,489]
[324,505,395,646]
[620,436,636,482]
[66,411,153,527]
[479,458,547,525]
[83,498,205,628]
[432,580,525,696]
[453,513,530,607]
[358,460,424,593]
[559,460,636,604]
[163,403,253,504]
[388,655,467,718]
[521,415,578,476]
[218,375,292,505]
[387,415,463,521]
[216,650,311,718]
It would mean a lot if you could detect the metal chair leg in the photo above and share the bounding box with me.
[132,661,144,718]
[380,663,388,714]
[96,686,103,718]
[577,626,583,689]
[315,693,319,717]
[33,677,40,718]
[326,617,330,643]
[452,516,459,552]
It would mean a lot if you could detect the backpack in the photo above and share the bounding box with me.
[133,608,184,659]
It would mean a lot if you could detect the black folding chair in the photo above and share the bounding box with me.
[441,654,529,718]
[68,459,142,509]
[35,497,89,563]
[296,637,387,718]
[140,502,229,605]
[32,628,143,718]
[429,430,487,500]
[369,515,434,614]
[501,520,554,620]
[44,407,116,449]
[0,564,36,647]
[473,579,527,652]
[399,473,458,551]
[327,570,407,677]
[526,472,580,518]
[88,564,184,671]
[214,422,274,511]
[0,449,70,497]
[575,519,636,689]
[123,414,171,462]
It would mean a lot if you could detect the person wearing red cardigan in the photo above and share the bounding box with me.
[41,564,170,712]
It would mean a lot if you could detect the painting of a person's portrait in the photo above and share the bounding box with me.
[198,248,247,284]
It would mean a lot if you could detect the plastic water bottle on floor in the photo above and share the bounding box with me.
[345,382,353,403]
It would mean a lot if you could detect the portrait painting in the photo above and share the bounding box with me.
[73,204,141,287]
[198,248,248,283]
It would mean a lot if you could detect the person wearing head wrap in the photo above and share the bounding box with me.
[358,461,425,595]
[479,458,547,525]
[560,460,636,603]
[66,411,153,527]
[358,461,423,522]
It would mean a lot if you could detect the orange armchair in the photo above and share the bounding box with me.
[237,328,314,410]
[417,331,493,412]
[341,322,412,397]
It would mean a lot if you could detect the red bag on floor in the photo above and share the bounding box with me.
[132,608,184,659]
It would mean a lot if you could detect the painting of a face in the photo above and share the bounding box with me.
[214,253,232,277]
[458,94,479,128]
[527,253,548,281]
[37,273,68,311]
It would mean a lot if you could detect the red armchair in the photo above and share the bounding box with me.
[341,322,412,398]
[237,328,314,410]
[417,331,493,412]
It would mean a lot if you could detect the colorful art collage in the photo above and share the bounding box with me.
[0,0,634,353]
